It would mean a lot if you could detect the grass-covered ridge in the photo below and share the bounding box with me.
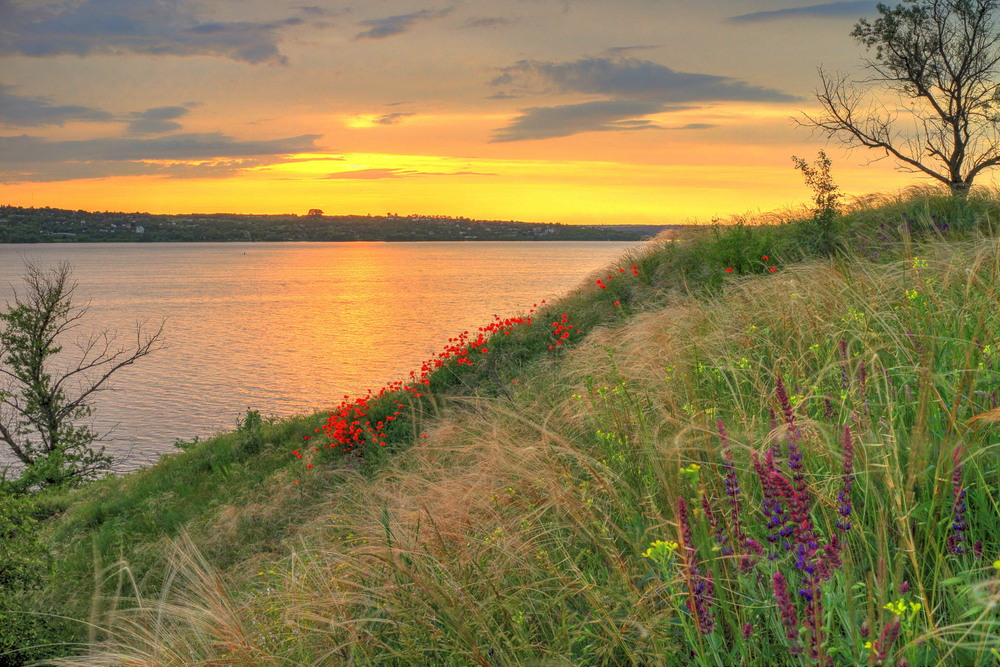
[4,186,1000,666]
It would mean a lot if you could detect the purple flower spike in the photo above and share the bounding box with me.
[775,376,807,497]
[875,617,901,664]
[947,447,968,555]
[752,450,788,553]
[718,419,747,550]
[677,497,715,635]
[773,571,802,655]
[836,426,856,532]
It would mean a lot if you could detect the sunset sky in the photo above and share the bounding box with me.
[0,0,964,224]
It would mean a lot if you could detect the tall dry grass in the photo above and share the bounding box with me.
[46,232,1000,665]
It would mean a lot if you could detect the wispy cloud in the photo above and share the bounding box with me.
[491,100,714,142]
[490,56,796,141]
[0,85,115,127]
[0,0,316,64]
[492,57,799,103]
[126,106,191,134]
[604,45,659,56]
[323,167,494,179]
[354,8,453,40]
[0,132,322,182]
[373,112,415,125]
[729,1,877,23]
[463,16,518,29]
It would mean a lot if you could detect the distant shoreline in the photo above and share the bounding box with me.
[0,205,685,243]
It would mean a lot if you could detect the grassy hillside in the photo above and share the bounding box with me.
[4,186,1000,666]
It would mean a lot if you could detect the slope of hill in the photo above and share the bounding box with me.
[3,187,1000,666]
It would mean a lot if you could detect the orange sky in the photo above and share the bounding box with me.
[0,1,981,225]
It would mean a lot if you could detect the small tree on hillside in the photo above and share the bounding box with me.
[792,150,843,254]
[803,0,1000,197]
[0,262,164,492]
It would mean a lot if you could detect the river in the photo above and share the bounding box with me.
[0,241,638,472]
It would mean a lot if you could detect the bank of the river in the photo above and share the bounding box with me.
[0,205,667,243]
[4,188,1000,666]
[0,240,639,472]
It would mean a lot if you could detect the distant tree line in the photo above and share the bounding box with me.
[0,206,653,243]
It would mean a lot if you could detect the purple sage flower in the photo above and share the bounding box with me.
[875,617,901,665]
[772,571,802,655]
[836,426,856,532]
[718,419,747,550]
[677,496,715,634]
[947,447,968,555]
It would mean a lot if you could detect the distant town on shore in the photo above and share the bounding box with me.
[0,206,683,243]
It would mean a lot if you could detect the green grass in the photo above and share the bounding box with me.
[4,185,1000,665]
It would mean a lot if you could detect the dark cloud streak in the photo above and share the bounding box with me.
[0,0,316,64]
[463,17,517,29]
[323,168,495,179]
[493,57,799,103]
[0,132,322,182]
[490,56,796,141]
[373,112,415,125]
[0,85,115,127]
[491,100,716,142]
[729,1,877,23]
[126,106,190,134]
[354,8,453,40]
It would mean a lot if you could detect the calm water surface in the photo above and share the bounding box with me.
[0,242,637,471]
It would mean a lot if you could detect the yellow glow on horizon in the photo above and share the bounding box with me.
[1,148,938,225]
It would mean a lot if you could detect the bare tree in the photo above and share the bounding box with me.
[0,262,164,491]
[803,0,1000,197]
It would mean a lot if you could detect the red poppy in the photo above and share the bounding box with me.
[769,267,777,272]
[614,301,620,306]
[726,267,733,273]
[763,255,769,261]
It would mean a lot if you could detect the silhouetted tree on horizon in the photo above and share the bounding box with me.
[803,0,1000,197]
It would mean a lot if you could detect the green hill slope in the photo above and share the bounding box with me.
[4,187,1000,666]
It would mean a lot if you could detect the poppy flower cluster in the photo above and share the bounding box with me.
[596,265,640,291]
[548,313,581,350]
[724,256,779,275]
[295,302,566,468]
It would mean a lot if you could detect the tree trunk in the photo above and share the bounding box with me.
[949,181,972,198]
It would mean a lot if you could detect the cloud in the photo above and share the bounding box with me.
[354,8,453,40]
[126,106,191,134]
[0,85,115,127]
[295,6,345,17]
[323,168,494,179]
[490,99,715,142]
[0,0,314,64]
[489,56,796,141]
[4,158,270,183]
[463,17,517,29]
[373,112,415,125]
[729,1,877,23]
[604,45,659,55]
[492,57,799,103]
[0,132,322,182]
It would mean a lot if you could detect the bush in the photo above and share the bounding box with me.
[0,494,69,665]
